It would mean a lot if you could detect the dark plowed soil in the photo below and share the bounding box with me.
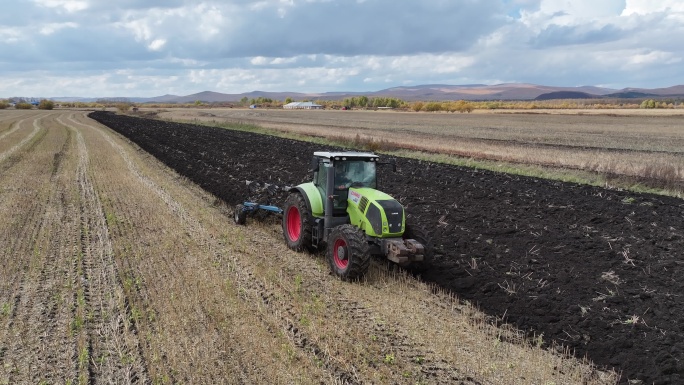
[89,111,684,384]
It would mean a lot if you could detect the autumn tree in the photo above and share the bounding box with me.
[38,99,54,110]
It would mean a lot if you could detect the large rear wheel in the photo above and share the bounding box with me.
[282,193,313,251]
[327,225,370,280]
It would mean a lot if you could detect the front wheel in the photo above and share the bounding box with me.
[282,193,313,251]
[326,225,371,280]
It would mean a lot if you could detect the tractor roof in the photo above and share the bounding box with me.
[313,151,379,161]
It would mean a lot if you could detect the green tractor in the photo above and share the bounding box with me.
[281,151,430,280]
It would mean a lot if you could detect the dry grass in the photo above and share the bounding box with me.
[158,108,684,195]
[0,109,618,384]
[0,113,81,383]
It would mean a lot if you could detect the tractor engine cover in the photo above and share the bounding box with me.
[347,188,405,238]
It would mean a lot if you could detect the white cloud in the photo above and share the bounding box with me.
[626,51,681,67]
[251,57,268,65]
[39,22,78,35]
[148,39,166,51]
[0,28,22,43]
[520,0,626,29]
[387,55,475,74]
[270,57,298,65]
[249,56,301,67]
[2,0,683,97]
[623,0,684,15]
[195,4,224,38]
[32,0,89,12]
[118,18,153,42]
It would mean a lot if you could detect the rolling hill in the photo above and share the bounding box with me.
[44,83,684,103]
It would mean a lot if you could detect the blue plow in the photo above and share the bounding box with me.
[234,202,283,225]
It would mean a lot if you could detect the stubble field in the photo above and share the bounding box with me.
[0,109,621,385]
[87,109,684,385]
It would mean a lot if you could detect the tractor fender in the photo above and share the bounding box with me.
[289,183,324,218]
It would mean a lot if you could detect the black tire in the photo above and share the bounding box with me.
[234,204,247,225]
[327,224,371,280]
[282,193,313,251]
[403,219,433,273]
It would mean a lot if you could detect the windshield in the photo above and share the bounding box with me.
[334,160,376,189]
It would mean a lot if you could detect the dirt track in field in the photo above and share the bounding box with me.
[89,110,684,385]
[5,110,621,384]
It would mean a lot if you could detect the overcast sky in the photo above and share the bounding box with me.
[1,0,683,97]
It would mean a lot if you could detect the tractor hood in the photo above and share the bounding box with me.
[347,187,405,237]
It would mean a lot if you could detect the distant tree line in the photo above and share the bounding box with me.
[5,95,677,113]
[640,99,677,109]
[0,98,54,110]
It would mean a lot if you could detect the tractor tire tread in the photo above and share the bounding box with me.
[282,192,313,252]
[327,224,371,280]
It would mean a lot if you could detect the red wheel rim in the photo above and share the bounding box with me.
[286,206,301,241]
[333,238,348,269]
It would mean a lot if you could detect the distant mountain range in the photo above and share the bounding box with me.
[41,83,684,103]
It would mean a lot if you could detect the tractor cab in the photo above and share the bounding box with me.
[311,152,379,213]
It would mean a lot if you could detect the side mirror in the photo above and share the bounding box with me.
[309,156,319,172]
[377,158,397,172]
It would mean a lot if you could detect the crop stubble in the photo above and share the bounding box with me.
[71,111,481,383]
[0,113,82,383]
[0,109,619,384]
[0,112,148,384]
[74,112,614,384]
[88,110,684,385]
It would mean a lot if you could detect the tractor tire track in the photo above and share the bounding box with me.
[70,113,262,383]
[63,115,149,385]
[0,118,25,142]
[69,113,254,383]
[0,114,33,143]
[0,116,79,383]
[0,114,49,164]
[77,112,484,384]
[71,113,361,383]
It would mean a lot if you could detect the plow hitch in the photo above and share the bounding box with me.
[234,202,283,225]
[382,238,425,266]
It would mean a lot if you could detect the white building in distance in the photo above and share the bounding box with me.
[283,101,323,109]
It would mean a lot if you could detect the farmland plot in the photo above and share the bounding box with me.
[0,110,617,384]
[89,110,684,385]
[158,108,684,189]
